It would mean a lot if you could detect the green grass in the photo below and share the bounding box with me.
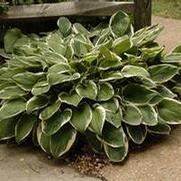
[153,0,181,20]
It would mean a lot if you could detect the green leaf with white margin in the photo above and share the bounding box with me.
[109,11,130,37]
[50,124,77,158]
[100,71,123,82]
[15,114,37,143]
[104,134,128,162]
[172,45,181,53]
[121,65,150,78]
[13,72,45,91]
[148,64,178,83]
[57,17,72,37]
[48,73,80,86]
[0,86,27,99]
[48,63,71,75]
[0,99,26,120]
[138,105,158,126]
[106,108,122,128]
[123,84,158,105]
[89,105,106,135]
[44,51,67,65]
[42,109,72,136]
[37,124,51,153]
[73,23,90,36]
[173,84,181,96]
[162,53,181,64]
[147,117,171,135]
[112,35,132,55]
[59,91,82,107]
[100,98,119,113]
[26,96,49,114]
[70,103,92,133]
[158,98,181,124]
[76,80,97,100]
[123,104,142,126]
[4,28,22,53]
[149,94,163,105]
[46,32,66,56]
[97,82,114,101]
[126,125,147,144]
[86,131,102,154]
[31,80,50,96]
[97,123,125,148]
[39,100,61,120]
[0,117,18,140]
[158,85,176,98]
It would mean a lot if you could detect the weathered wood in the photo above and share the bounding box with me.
[0,2,134,21]
[134,0,152,30]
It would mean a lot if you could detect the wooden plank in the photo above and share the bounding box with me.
[134,0,152,30]
[0,2,134,21]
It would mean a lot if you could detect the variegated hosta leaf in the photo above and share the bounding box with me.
[26,96,49,114]
[15,114,37,143]
[123,104,142,126]
[100,98,119,113]
[13,72,45,91]
[106,108,122,128]
[121,65,150,78]
[148,64,178,83]
[37,124,51,153]
[76,80,97,100]
[0,99,26,120]
[147,117,171,135]
[162,53,181,64]
[158,85,176,98]
[70,103,92,133]
[109,11,130,37]
[42,109,72,136]
[46,32,66,56]
[89,105,106,135]
[112,35,132,55]
[158,98,181,124]
[50,125,77,158]
[73,38,93,57]
[57,17,72,37]
[97,82,114,101]
[138,105,158,126]
[43,51,67,65]
[173,85,181,96]
[97,123,125,148]
[104,134,128,162]
[73,23,90,36]
[59,91,82,107]
[39,100,61,120]
[48,72,80,86]
[86,131,102,154]
[126,125,147,144]
[123,84,158,105]
[100,71,123,82]
[132,25,163,46]
[0,117,18,140]
[48,63,71,75]
[31,80,50,96]
[4,28,22,53]
[0,86,27,100]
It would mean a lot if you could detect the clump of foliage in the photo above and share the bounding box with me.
[0,11,181,162]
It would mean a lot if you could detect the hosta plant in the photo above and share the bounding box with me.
[0,11,181,162]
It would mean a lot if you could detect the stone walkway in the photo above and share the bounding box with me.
[0,16,181,181]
